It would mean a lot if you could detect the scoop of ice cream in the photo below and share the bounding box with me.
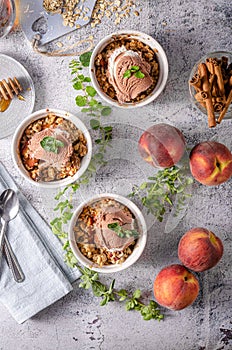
[28,126,73,168]
[94,205,135,251]
[107,46,153,103]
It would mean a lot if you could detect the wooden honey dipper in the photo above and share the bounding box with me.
[0,77,23,100]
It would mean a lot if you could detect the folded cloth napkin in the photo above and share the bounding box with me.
[0,162,81,324]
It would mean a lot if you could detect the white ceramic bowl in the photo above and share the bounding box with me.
[68,193,147,273]
[90,30,169,108]
[11,108,92,188]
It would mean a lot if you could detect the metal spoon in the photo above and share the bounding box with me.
[0,189,25,282]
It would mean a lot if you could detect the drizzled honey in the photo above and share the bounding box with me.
[0,96,11,112]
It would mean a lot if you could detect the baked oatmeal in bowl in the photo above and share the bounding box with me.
[11,108,92,188]
[90,30,168,108]
[68,193,147,273]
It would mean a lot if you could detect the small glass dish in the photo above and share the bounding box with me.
[0,0,16,39]
[189,51,232,123]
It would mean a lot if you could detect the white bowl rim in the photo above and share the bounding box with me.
[68,193,147,273]
[89,29,169,109]
[11,108,92,189]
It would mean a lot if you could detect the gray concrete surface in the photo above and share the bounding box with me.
[0,0,232,349]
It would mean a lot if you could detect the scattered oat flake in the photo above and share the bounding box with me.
[56,41,63,47]
[18,95,26,101]
[90,0,141,27]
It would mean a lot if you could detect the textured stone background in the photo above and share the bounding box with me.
[0,0,232,349]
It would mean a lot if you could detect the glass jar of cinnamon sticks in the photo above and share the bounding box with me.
[189,51,232,128]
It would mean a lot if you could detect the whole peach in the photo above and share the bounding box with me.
[178,227,223,272]
[153,264,199,310]
[138,123,186,168]
[189,141,232,186]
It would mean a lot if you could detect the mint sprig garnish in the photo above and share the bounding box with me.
[108,222,140,238]
[40,136,64,154]
[123,65,145,79]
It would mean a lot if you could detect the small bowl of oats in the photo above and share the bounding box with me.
[90,30,168,108]
[11,108,92,188]
[68,193,147,273]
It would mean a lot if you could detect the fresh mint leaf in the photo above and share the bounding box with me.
[123,69,131,78]
[130,65,140,72]
[40,136,64,154]
[134,70,145,78]
[123,66,145,79]
[108,222,140,238]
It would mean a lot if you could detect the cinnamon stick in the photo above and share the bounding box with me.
[206,58,215,75]
[214,102,224,112]
[189,73,202,92]
[198,63,216,127]
[213,60,225,97]
[217,88,232,123]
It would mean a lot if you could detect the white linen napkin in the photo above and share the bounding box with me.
[0,162,81,324]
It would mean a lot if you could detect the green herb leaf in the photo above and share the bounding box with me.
[90,119,100,130]
[133,289,141,299]
[123,69,132,78]
[76,95,87,107]
[73,81,83,90]
[130,165,193,222]
[40,136,64,154]
[108,222,140,238]
[134,70,145,79]
[130,65,140,72]
[123,66,145,79]
[101,106,112,116]
[79,51,92,67]
[86,86,97,97]
[77,74,85,81]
